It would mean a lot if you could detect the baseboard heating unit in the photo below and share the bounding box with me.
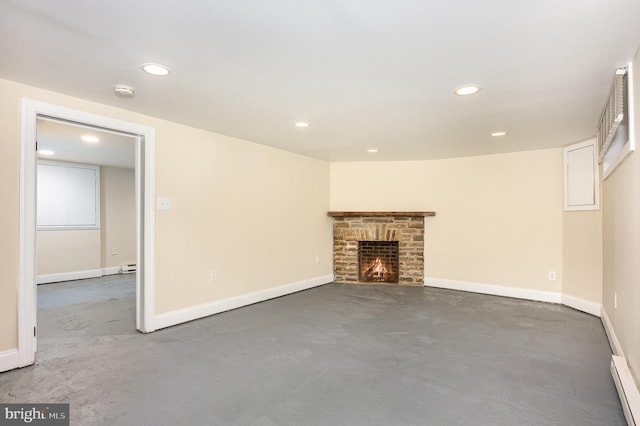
[120,264,137,274]
[611,355,640,425]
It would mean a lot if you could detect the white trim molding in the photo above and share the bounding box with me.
[425,277,602,317]
[138,132,156,333]
[0,350,20,373]
[19,99,156,368]
[600,308,639,425]
[601,307,624,357]
[37,269,103,285]
[424,277,562,304]
[18,98,39,367]
[37,266,124,284]
[102,266,122,276]
[561,294,602,317]
[155,274,333,330]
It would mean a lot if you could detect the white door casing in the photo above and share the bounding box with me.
[18,99,156,368]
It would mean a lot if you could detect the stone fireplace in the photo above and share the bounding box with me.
[328,212,435,286]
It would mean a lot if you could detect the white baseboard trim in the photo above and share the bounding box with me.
[0,349,19,373]
[37,268,102,284]
[611,355,640,426]
[601,307,624,357]
[424,277,562,304]
[102,266,122,276]
[154,274,334,331]
[37,266,123,284]
[561,294,601,317]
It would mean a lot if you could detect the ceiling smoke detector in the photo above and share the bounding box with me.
[114,85,135,98]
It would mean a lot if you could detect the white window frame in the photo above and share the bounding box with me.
[602,63,636,179]
[37,160,101,230]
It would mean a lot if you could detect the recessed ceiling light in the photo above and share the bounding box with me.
[454,85,481,96]
[294,122,310,128]
[81,135,100,143]
[491,131,507,137]
[367,148,378,153]
[141,63,171,76]
[114,85,135,98]
[38,149,54,156]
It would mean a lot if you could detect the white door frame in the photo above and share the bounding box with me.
[18,99,157,367]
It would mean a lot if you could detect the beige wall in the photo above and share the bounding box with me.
[330,149,564,292]
[37,230,101,275]
[101,166,136,269]
[0,78,332,352]
[154,123,332,313]
[0,79,21,351]
[562,210,602,303]
[602,46,640,384]
[36,166,136,276]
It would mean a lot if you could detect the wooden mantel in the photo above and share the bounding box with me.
[327,211,435,217]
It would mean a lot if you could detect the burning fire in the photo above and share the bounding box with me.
[365,257,389,280]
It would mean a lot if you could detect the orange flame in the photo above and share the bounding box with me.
[367,258,389,279]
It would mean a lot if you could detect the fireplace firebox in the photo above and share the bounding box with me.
[358,241,399,283]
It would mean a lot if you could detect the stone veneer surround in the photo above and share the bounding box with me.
[329,212,435,286]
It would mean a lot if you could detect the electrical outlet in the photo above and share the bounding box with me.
[210,270,218,282]
[614,292,618,309]
[157,197,171,211]
[315,255,320,264]
[111,247,118,255]
[548,271,556,281]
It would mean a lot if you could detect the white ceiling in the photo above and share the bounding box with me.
[37,120,135,169]
[2,0,640,162]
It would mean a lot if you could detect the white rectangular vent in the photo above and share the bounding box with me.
[597,67,628,163]
[120,263,137,274]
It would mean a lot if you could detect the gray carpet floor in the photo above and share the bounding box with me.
[0,275,625,425]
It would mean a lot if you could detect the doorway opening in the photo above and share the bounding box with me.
[36,119,138,354]
[18,99,157,368]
